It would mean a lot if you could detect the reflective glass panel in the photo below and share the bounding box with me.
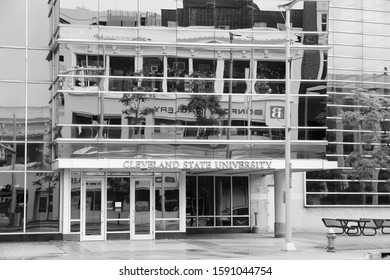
[27,84,51,141]
[134,179,151,235]
[0,142,25,170]
[26,172,60,232]
[155,220,179,231]
[70,172,81,220]
[306,194,390,206]
[0,172,24,233]
[85,180,102,236]
[155,173,179,219]
[215,176,231,216]
[198,176,214,216]
[106,177,130,220]
[232,177,249,212]
[107,220,130,232]
[0,0,26,46]
[0,49,26,80]
[70,221,80,233]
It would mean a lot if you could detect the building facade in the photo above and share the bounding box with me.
[304,0,390,221]
[4,0,387,242]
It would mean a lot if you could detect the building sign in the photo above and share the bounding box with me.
[114,202,122,211]
[123,160,272,170]
[270,106,285,119]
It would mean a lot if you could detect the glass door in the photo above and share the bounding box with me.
[131,178,154,240]
[81,178,105,241]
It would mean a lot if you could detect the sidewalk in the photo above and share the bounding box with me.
[1,232,390,260]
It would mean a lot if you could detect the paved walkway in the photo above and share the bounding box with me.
[1,232,390,260]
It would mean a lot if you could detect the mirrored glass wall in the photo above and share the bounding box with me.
[53,0,329,160]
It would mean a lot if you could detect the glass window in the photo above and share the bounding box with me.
[186,175,249,228]
[143,56,164,92]
[71,114,123,139]
[0,49,26,80]
[70,172,81,221]
[155,220,179,231]
[28,51,51,82]
[26,143,52,171]
[28,2,50,48]
[70,221,80,233]
[0,172,25,233]
[109,56,135,91]
[0,0,26,46]
[27,84,51,141]
[75,54,104,87]
[192,59,216,94]
[186,176,197,227]
[233,177,249,211]
[26,172,60,232]
[198,176,214,216]
[155,173,180,232]
[107,220,130,232]
[306,194,390,206]
[306,172,390,206]
[155,173,179,219]
[106,177,130,226]
[215,177,231,216]
[0,142,25,170]
[224,60,250,94]
[168,57,189,92]
[255,61,285,94]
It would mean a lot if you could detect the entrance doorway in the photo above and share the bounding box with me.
[130,177,154,240]
[81,178,105,241]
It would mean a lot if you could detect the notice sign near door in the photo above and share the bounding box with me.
[114,201,122,211]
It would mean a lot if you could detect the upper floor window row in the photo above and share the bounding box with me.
[60,54,291,95]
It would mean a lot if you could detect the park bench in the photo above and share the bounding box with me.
[321,218,346,234]
[323,218,390,236]
[322,218,370,236]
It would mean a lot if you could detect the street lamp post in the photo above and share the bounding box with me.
[278,0,326,251]
[278,0,296,252]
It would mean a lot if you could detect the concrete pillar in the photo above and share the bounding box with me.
[274,170,285,238]
[62,170,71,234]
[179,170,186,232]
[250,174,268,232]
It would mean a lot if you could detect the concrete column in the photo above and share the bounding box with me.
[62,170,71,234]
[188,57,193,75]
[179,170,186,232]
[250,174,268,232]
[163,56,168,92]
[274,170,285,237]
